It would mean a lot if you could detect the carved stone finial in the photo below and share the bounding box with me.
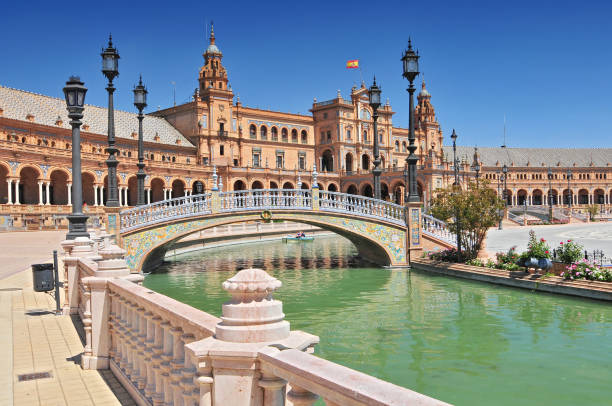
[216,268,288,343]
[312,163,318,188]
[211,165,218,191]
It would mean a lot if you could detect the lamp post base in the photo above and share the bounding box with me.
[66,213,89,240]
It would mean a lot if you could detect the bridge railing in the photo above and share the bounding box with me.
[219,189,312,211]
[120,193,212,232]
[319,190,406,226]
[421,213,457,245]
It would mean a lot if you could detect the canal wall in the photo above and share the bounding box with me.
[412,258,612,301]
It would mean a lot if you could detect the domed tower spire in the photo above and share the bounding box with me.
[198,21,230,96]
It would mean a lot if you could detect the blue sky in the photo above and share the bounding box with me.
[1,0,611,148]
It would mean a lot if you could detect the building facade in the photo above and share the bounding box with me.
[1,27,611,228]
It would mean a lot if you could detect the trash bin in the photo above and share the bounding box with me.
[32,263,55,292]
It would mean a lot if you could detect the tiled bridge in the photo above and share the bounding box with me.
[118,188,456,271]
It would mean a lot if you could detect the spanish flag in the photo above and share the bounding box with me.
[346,59,359,69]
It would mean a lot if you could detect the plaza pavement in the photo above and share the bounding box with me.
[486,221,612,258]
[0,230,134,406]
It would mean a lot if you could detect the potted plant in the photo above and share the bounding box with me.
[523,230,552,271]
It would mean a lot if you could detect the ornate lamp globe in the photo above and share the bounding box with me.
[401,39,419,82]
[101,35,120,82]
[63,76,87,113]
[368,77,381,110]
[502,164,508,174]
[451,129,458,143]
[548,168,553,179]
[567,169,572,179]
[474,162,480,173]
[133,76,148,110]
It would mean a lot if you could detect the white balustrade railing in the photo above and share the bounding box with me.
[120,189,412,233]
[319,190,405,226]
[219,189,312,211]
[108,278,219,406]
[120,193,211,232]
[421,213,457,246]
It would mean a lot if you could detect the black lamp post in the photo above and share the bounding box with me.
[497,170,503,230]
[548,167,553,222]
[567,169,572,209]
[101,35,120,207]
[451,129,458,185]
[401,39,420,203]
[369,77,382,200]
[63,77,89,239]
[502,164,508,224]
[473,161,480,187]
[133,76,148,206]
[403,165,409,205]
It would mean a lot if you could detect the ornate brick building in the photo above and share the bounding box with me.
[1,27,611,228]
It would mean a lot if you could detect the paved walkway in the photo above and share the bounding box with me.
[0,231,133,406]
[486,221,612,258]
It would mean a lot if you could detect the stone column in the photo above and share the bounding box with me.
[6,179,12,204]
[118,187,123,206]
[147,188,151,204]
[45,182,51,205]
[94,185,98,206]
[38,181,43,205]
[68,184,72,206]
[169,189,173,199]
[100,186,105,206]
[14,181,20,204]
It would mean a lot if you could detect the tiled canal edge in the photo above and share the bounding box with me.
[412,259,612,301]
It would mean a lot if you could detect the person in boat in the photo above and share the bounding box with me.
[296,231,306,238]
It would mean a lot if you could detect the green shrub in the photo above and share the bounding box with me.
[556,240,583,264]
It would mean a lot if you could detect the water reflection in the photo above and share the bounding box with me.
[145,236,612,406]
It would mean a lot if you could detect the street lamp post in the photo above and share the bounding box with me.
[548,167,553,222]
[133,76,148,206]
[451,129,459,185]
[401,40,421,264]
[473,161,480,187]
[369,77,382,200]
[502,164,508,226]
[497,170,503,230]
[63,77,89,239]
[567,169,572,210]
[101,35,120,207]
[402,39,420,203]
[449,129,461,256]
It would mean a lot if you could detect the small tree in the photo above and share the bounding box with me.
[586,204,599,221]
[429,180,504,261]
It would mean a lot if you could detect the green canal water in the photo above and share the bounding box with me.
[144,236,612,406]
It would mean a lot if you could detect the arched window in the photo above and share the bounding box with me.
[402,141,407,152]
[271,127,278,140]
[291,129,298,143]
[281,128,288,142]
[250,124,257,139]
[360,109,371,120]
[260,126,267,140]
[362,130,368,142]
[395,140,399,152]
[301,130,308,144]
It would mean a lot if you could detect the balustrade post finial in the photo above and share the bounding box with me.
[312,163,318,188]
[216,268,289,342]
[218,176,223,191]
[211,165,218,191]
[297,175,302,189]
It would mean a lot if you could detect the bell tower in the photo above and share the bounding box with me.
[198,23,230,95]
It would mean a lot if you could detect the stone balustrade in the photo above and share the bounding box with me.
[62,233,451,405]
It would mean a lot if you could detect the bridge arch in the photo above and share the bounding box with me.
[122,210,404,272]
